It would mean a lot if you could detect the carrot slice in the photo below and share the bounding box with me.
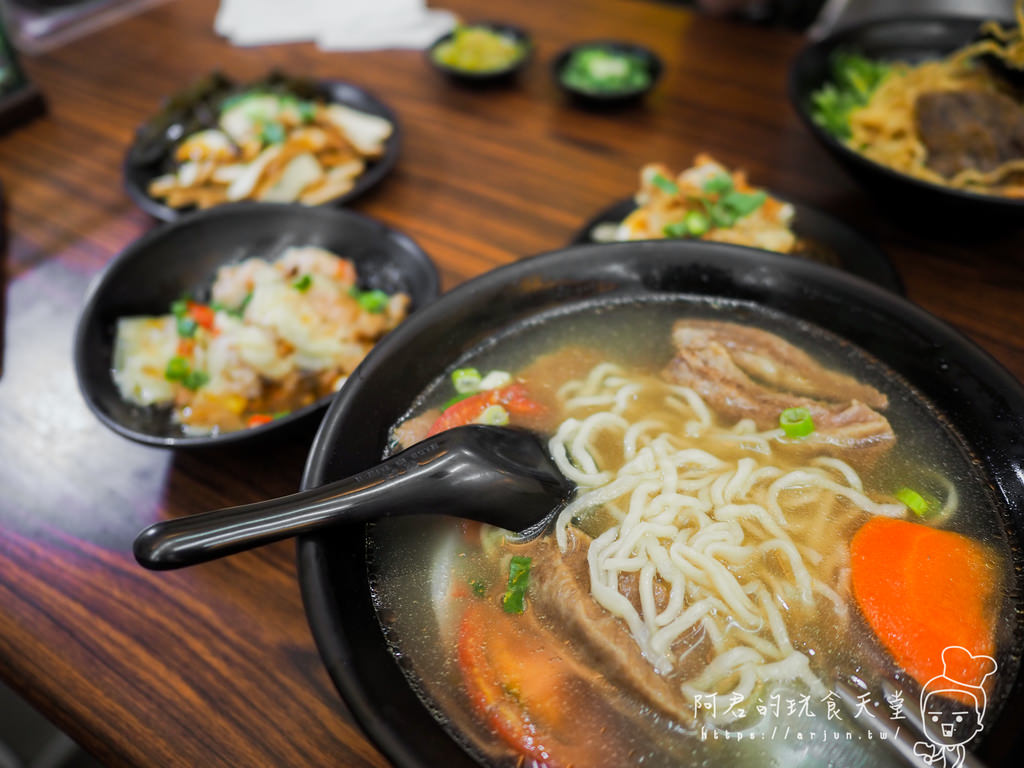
[850,517,1001,702]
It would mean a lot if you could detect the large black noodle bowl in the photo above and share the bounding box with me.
[298,240,1024,767]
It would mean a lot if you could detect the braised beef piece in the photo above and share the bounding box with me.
[915,89,1024,178]
[511,528,698,725]
[664,320,895,461]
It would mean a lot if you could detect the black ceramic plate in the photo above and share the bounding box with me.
[298,240,1024,768]
[552,40,662,107]
[123,76,401,223]
[73,203,438,449]
[789,15,1024,220]
[427,22,532,83]
[572,196,903,293]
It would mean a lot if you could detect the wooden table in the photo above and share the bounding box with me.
[0,0,1021,765]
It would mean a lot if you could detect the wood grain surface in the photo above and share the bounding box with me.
[0,0,1022,766]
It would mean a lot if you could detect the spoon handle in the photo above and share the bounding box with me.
[133,426,568,570]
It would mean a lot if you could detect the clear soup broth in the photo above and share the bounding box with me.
[368,297,1019,768]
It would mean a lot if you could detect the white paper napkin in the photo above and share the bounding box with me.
[215,0,457,50]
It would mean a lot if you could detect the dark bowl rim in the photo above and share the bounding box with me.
[426,22,533,80]
[787,13,1024,211]
[297,239,1024,768]
[72,201,440,449]
[551,38,663,101]
[122,76,403,223]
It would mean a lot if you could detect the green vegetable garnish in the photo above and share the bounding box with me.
[170,299,189,318]
[182,369,209,391]
[662,221,689,238]
[356,289,389,314]
[651,172,680,196]
[293,274,313,292]
[470,578,487,598]
[896,487,932,517]
[779,406,815,438]
[560,46,652,94]
[683,210,710,236]
[165,355,207,390]
[260,120,286,145]
[452,367,482,394]
[501,555,532,614]
[164,355,190,382]
[176,315,198,338]
[810,52,892,140]
[476,405,510,426]
[703,173,734,195]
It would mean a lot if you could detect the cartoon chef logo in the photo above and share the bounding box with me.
[912,645,998,768]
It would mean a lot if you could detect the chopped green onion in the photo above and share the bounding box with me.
[684,210,710,236]
[165,356,207,390]
[651,172,679,196]
[476,405,510,426]
[452,367,482,394]
[501,555,531,614]
[721,189,767,217]
[896,487,931,517]
[260,120,286,145]
[164,356,189,382]
[170,299,189,318]
[297,100,316,123]
[356,289,389,314]
[293,274,313,292]
[176,314,198,338]
[779,406,815,438]
[182,369,209,391]
[662,220,689,238]
[479,370,512,390]
[703,173,734,195]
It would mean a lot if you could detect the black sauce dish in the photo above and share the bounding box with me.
[553,40,662,107]
[124,72,402,223]
[789,15,1024,224]
[297,240,1024,768]
[427,23,532,84]
[73,202,439,449]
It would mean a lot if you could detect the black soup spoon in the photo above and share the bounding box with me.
[133,425,574,570]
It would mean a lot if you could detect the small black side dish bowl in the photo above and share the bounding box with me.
[298,240,1024,768]
[788,15,1024,222]
[427,23,532,84]
[73,203,439,449]
[553,40,662,107]
[124,72,402,223]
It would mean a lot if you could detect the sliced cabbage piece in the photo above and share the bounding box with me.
[112,316,179,406]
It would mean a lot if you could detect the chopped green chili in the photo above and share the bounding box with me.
[779,406,815,438]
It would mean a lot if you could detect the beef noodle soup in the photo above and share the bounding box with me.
[368,297,1016,768]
